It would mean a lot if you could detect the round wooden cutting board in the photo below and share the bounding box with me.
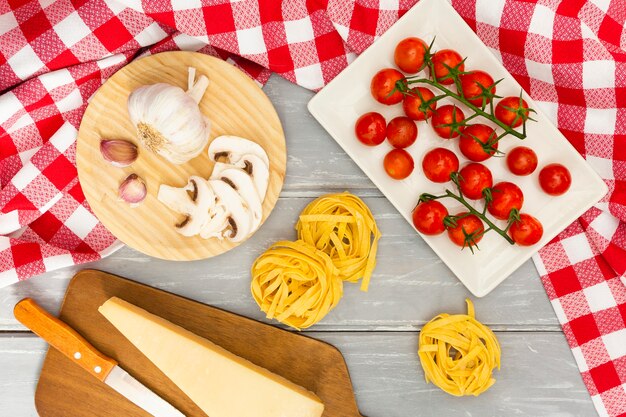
[76,52,286,260]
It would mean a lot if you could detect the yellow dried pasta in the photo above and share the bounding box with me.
[250,240,343,330]
[296,192,381,291]
[418,299,501,397]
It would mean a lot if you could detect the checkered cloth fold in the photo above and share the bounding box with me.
[0,1,625,415]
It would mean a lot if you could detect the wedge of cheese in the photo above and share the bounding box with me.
[99,297,324,417]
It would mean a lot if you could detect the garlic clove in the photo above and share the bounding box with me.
[119,174,147,206]
[100,139,138,167]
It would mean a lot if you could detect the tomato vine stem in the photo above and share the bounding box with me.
[440,189,515,245]
[419,172,517,246]
[391,38,535,145]
[399,77,527,140]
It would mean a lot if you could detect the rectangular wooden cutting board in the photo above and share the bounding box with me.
[34,269,364,417]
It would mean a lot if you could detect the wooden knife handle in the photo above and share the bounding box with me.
[14,298,117,381]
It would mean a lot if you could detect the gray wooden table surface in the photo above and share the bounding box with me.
[0,76,595,416]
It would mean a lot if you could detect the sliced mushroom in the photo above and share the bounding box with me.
[157,180,197,214]
[211,167,263,230]
[199,204,229,240]
[157,176,216,237]
[209,179,253,242]
[208,135,269,167]
[211,154,269,201]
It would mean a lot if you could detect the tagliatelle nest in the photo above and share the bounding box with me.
[296,192,381,291]
[418,299,501,396]
[250,240,343,330]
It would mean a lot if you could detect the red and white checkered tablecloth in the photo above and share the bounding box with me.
[0,1,625,415]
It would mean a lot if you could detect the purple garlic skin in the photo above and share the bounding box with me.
[100,139,138,167]
[119,174,146,206]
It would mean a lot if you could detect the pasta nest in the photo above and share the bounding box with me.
[251,240,342,330]
[296,192,381,291]
[418,299,501,396]
[251,193,381,330]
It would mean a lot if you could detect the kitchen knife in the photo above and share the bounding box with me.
[14,298,185,417]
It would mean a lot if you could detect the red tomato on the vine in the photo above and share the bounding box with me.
[386,117,418,149]
[459,124,498,162]
[539,163,571,195]
[506,146,538,176]
[509,213,543,246]
[412,200,448,235]
[422,148,459,183]
[371,68,405,105]
[495,96,530,128]
[447,213,484,248]
[431,49,464,85]
[384,149,414,180]
[431,105,465,139]
[394,37,428,74]
[459,70,496,107]
[459,163,493,200]
[354,112,386,146]
[403,87,436,121]
[487,181,524,220]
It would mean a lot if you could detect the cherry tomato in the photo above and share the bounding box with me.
[509,213,543,246]
[403,87,436,121]
[394,37,428,74]
[386,117,418,148]
[384,149,414,180]
[459,163,493,200]
[412,200,448,235]
[431,49,464,85]
[371,68,405,105]
[459,70,496,107]
[459,124,498,162]
[422,148,459,183]
[495,96,530,127]
[539,163,571,195]
[354,112,386,146]
[447,213,484,248]
[506,146,538,176]
[487,181,524,220]
[431,105,465,139]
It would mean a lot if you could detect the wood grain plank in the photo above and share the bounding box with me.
[0,335,45,417]
[264,76,378,193]
[0,332,594,417]
[0,197,555,332]
[327,332,595,417]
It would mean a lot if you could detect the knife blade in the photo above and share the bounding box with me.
[105,366,184,417]
[14,298,184,417]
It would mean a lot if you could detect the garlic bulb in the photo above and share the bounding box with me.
[127,67,210,165]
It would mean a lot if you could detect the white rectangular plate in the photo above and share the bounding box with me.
[307,0,607,297]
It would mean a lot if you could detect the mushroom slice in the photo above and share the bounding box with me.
[211,167,263,230]
[212,154,269,201]
[199,204,229,240]
[157,176,215,237]
[209,179,253,242]
[208,135,269,167]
